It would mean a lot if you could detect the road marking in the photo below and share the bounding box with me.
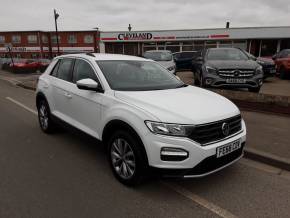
[6,97,38,115]
[163,182,237,218]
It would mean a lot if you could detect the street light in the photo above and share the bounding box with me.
[54,9,60,55]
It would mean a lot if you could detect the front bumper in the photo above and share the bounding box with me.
[203,72,263,88]
[142,120,246,177]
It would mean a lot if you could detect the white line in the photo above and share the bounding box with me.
[163,182,238,218]
[6,97,38,115]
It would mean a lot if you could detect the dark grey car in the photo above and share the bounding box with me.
[193,48,264,92]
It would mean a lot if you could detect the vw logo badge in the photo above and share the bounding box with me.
[222,122,230,136]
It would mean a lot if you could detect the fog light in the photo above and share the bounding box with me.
[205,78,213,85]
[161,147,189,161]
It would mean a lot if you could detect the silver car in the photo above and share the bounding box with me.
[143,50,176,74]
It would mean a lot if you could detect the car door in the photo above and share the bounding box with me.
[49,58,75,124]
[68,58,104,139]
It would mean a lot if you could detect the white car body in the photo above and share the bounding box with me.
[36,53,246,182]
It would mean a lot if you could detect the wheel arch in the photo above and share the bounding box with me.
[102,119,149,165]
[36,92,48,109]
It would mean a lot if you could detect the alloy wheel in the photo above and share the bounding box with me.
[39,103,49,130]
[110,138,136,179]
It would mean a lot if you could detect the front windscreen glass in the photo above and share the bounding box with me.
[207,48,249,61]
[97,60,184,91]
[143,51,173,61]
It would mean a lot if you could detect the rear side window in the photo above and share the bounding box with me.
[57,59,74,82]
[50,60,60,77]
[72,59,99,83]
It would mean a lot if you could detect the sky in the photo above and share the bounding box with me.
[0,0,289,32]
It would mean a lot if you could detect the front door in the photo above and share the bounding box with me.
[68,59,103,139]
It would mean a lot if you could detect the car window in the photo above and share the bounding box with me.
[72,59,99,83]
[50,60,60,77]
[281,50,290,58]
[180,52,195,59]
[57,58,74,82]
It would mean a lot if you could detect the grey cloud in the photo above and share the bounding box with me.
[0,0,289,31]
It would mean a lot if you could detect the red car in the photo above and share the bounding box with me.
[273,49,290,79]
[10,59,50,73]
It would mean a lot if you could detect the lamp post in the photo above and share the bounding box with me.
[54,9,60,55]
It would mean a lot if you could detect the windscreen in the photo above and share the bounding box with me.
[97,60,184,91]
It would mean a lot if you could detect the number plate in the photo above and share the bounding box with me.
[216,139,241,158]
[226,78,246,83]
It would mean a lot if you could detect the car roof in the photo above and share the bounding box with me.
[55,53,151,61]
[144,50,172,53]
[172,51,198,54]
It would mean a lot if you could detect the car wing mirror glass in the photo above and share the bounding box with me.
[76,78,103,92]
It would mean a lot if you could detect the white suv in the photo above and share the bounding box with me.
[36,53,246,185]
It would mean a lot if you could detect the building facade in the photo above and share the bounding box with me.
[99,26,290,57]
[0,30,100,59]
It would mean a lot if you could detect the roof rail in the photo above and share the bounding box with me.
[86,53,95,57]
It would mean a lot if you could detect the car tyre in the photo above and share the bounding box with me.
[193,73,200,86]
[37,99,56,133]
[107,130,147,186]
[279,67,287,80]
[248,86,261,93]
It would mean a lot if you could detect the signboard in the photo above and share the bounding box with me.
[0,47,41,52]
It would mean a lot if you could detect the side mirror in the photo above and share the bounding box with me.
[76,78,103,92]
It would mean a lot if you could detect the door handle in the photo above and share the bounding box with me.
[64,92,72,99]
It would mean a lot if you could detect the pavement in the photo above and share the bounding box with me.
[1,79,290,218]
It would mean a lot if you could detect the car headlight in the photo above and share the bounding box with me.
[167,66,175,71]
[256,65,263,75]
[145,121,193,137]
[205,66,217,74]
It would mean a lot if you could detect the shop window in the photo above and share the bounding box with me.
[193,41,205,51]
[12,35,21,44]
[166,46,180,53]
[42,35,48,43]
[68,35,77,44]
[124,43,138,56]
[205,41,217,49]
[84,35,94,44]
[0,36,5,43]
[219,40,233,48]
[233,40,247,50]
[31,53,38,58]
[113,43,124,54]
[281,39,290,50]
[260,40,278,56]
[51,35,61,44]
[28,35,38,44]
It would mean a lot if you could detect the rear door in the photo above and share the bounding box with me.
[49,58,75,123]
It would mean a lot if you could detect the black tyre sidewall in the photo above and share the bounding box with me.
[38,100,54,133]
[107,130,146,186]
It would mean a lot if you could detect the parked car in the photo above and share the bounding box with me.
[143,50,176,74]
[272,49,290,79]
[36,53,246,186]
[244,52,276,79]
[9,59,51,73]
[173,51,200,70]
[193,48,264,93]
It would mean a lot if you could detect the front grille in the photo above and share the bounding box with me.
[188,115,242,145]
[218,69,255,78]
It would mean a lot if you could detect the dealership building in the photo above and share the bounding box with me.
[99,26,290,57]
[0,26,290,59]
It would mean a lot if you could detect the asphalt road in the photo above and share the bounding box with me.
[0,80,290,218]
